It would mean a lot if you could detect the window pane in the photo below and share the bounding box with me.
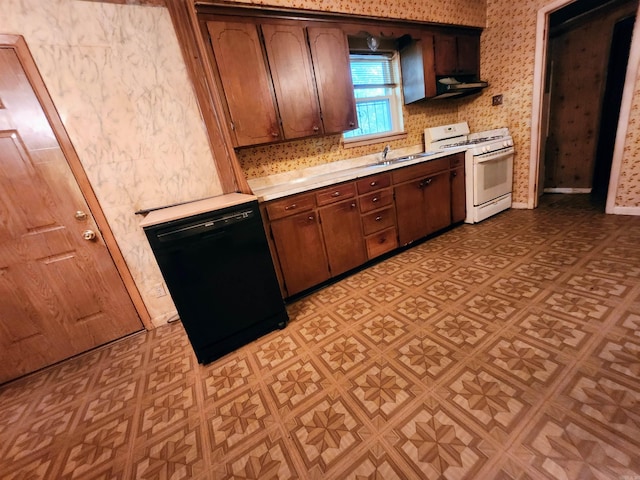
[354,87,389,99]
[344,100,392,138]
[350,55,394,87]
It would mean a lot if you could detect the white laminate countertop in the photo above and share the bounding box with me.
[248,146,466,202]
[139,193,257,227]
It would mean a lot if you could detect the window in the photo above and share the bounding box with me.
[344,53,404,143]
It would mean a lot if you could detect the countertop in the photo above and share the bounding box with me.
[139,193,258,227]
[248,146,466,202]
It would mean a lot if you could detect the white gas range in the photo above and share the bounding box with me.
[425,122,514,224]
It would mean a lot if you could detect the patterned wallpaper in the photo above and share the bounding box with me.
[0,0,223,325]
[239,0,640,209]
[461,0,640,208]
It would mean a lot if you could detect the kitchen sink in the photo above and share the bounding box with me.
[368,151,439,167]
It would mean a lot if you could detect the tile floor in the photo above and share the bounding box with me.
[1,194,640,479]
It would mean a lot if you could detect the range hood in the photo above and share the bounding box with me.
[432,77,488,100]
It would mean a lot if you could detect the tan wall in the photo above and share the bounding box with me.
[461,0,640,208]
[0,0,224,325]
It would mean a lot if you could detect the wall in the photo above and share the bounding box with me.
[0,0,224,326]
[461,0,640,208]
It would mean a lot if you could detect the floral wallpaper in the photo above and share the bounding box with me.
[239,0,640,210]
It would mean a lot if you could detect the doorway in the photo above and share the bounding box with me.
[528,0,640,213]
[0,35,144,384]
[540,0,637,208]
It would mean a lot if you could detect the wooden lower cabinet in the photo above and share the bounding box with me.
[395,169,451,246]
[451,165,466,223]
[319,199,367,276]
[270,210,330,296]
[265,153,464,297]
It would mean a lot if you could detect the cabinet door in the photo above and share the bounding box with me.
[451,166,466,223]
[395,179,430,246]
[261,23,323,139]
[395,170,451,245]
[434,34,459,76]
[270,212,330,296]
[207,20,281,146]
[307,26,358,134]
[456,34,480,75]
[319,199,366,277]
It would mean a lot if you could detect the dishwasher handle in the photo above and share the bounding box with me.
[155,209,255,243]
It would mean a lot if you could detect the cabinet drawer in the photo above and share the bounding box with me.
[362,207,396,235]
[449,152,464,168]
[266,192,316,220]
[366,227,398,259]
[391,157,450,184]
[356,173,391,194]
[316,182,356,206]
[359,188,393,213]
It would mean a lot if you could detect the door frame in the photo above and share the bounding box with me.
[1,34,153,330]
[529,0,640,212]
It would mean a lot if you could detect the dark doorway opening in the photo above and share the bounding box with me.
[592,15,635,203]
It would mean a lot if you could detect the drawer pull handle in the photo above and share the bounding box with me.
[372,197,379,202]
[332,191,341,197]
[271,131,279,137]
[375,216,382,222]
[284,204,297,210]
[370,181,377,187]
[419,178,433,188]
[379,237,386,244]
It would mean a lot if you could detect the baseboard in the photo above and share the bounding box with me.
[511,202,529,209]
[607,205,640,216]
[543,188,592,193]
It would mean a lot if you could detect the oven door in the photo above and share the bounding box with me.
[473,148,514,206]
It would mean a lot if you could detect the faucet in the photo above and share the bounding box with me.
[381,145,391,163]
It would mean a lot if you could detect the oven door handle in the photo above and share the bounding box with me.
[474,147,514,164]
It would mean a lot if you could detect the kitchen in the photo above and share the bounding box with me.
[2,0,639,333]
[1,0,640,477]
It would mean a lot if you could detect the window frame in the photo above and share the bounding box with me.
[343,50,406,147]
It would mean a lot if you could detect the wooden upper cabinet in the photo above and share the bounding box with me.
[207,20,281,147]
[434,32,480,77]
[307,26,358,134]
[400,35,437,104]
[261,23,323,139]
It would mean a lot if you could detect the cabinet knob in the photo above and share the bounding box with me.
[375,216,382,222]
[452,171,457,178]
[349,121,355,127]
[331,191,341,197]
[378,236,386,244]
[370,181,377,187]
[372,197,379,202]
[308,215,315,221]
[313,125,319,132]
[351,203,357,208]
[271,131,279,137]
[284,203,297,211]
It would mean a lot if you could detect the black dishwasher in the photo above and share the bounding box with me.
[143,198,288,364]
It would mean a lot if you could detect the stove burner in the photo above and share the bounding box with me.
[440,135,505,148]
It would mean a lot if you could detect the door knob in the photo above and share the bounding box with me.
[82,230,97,241]
[74,210,88,221]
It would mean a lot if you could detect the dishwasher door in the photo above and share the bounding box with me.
[144,200,287,363]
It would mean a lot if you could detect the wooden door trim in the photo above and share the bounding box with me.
[0,34,153,330]
[164,0,250,194]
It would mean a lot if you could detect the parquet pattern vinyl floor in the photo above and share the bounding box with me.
[2,194,640,479]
